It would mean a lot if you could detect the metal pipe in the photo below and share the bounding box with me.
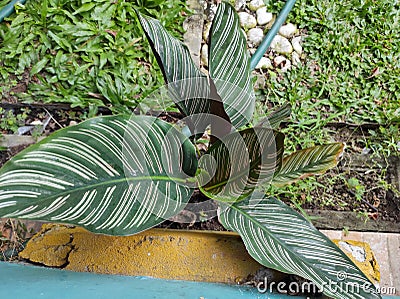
[250,0,297,70]
[0,0,27,22]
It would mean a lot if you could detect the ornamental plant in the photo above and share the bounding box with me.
[0,3,380,299]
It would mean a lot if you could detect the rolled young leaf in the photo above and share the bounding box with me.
[198,127,284,201]
[255,104,292,129]
[218,193,381,299]
[272,143,345,187]
[208,2,255,128]
[0,115,197,235]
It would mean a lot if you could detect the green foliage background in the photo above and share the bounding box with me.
[0,0,188,114]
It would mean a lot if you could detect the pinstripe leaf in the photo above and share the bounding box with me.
[198,128,284,201]
[256,104,292,129]
[209,2,255,128]
[137,12,211,136]
[0,115,197,235]
[219,193,381,299]
[272,143,345,187]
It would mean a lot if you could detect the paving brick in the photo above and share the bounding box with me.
[321,230,399,295]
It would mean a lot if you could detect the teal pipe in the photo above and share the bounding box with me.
[250,0,297,70]
[0,0,27,22]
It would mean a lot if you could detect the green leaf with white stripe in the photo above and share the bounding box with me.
[198,128,284,201]
[272,143,345,187]
[209,2,255,128]
[256,104,292,129]
[0,115,197,235]
[137,12,211,136]
[219,193,381,299]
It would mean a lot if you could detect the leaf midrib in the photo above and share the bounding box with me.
[274,157,337,181]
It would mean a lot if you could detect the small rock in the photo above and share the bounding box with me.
[274,55,286,66]
[201,44,208,67]
[291,36,303,55]
[206,3,218,21]
[338,241,366,262]
[279,23,297,38]
[69,121,78,126]
[361,147,371,155]
[248,0,265,11]
[30,120,43,126]
[256,7,273,26]
[255,57,272,69]
[253,74,266,90]
[247,27,264,47]
[281,61,292,72]
[274,55,291,72]
[234,0,246,10]
[270,35,293,54]
[238,12,257,29]
[203,22,212,42]
[291,51,301,66]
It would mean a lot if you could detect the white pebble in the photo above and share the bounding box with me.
[256,7,273,26]
[291,36,303,55]
[30,120,43,126]
[255,57,272,69]
[247,27,264,47]
[235,0,246,10]
[291,51,301,66]
[274,55,291,72]
[270,35,293,54]
[238,12,257,29]
[279,23,297,38]
[248,0,265,11]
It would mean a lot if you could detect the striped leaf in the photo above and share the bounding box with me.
[256,104,292,129]
[272,143,345,187]
[198,128,284,201]
[209,2,255,128]
[218,193,381,299]
[137,12,211,136]
[0,115,197,235]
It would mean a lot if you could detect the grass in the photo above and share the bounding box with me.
[0,0,189,114]
[258,0,400,152]
[257,0,400,212]
[260,0,399,134]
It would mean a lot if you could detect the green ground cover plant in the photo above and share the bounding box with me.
[256,0,400,210]
[0,0,188,114]
[261,0,399,126]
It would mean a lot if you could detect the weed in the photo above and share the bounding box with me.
[0,107,30,133]
[0,0,189,114]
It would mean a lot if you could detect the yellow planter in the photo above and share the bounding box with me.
[19,223,379,285]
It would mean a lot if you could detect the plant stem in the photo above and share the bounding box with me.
[250,0,297,70]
